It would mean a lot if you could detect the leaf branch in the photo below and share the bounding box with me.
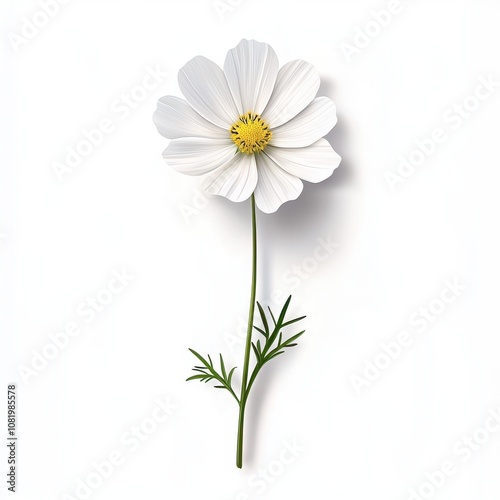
[187,349,239,403]
[246,296,305,398]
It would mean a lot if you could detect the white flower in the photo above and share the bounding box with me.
[153,39,341,214]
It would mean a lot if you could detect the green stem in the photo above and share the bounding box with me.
[236,194,257,469]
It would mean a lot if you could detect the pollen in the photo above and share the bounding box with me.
[230,113,272,155]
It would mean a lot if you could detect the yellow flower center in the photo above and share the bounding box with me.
[230,113,272,155]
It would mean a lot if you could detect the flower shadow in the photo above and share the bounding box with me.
[203,77,355,466]
[242,77,355,466]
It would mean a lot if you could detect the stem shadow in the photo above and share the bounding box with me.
[240,76,354,465]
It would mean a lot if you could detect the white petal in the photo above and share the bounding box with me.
[162,138,236,176]
[178,56,240,129]
[266,139,341,184]
[254,154,303,213]
[270,97,337,148]
[202,153,257,202]
[262,60,320,128]
[224,39,279,115]
[153,96,229,140]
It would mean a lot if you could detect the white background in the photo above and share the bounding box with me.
[1,0,500,499]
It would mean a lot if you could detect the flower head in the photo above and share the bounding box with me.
[153,39,341,213]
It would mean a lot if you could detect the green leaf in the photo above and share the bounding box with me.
[254,326,266,337]
[219,353,227,379]
[188,348,210,368]
[280,330,305,348]
[186,374,208,381]
[187,348,239,404]
[227,367,237,386]
[267,306,277,326]
[267,350,285,361]
[276,295,292,329]
[257,302,269,338]
[251,342,261,363]
[281,315,307,328]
